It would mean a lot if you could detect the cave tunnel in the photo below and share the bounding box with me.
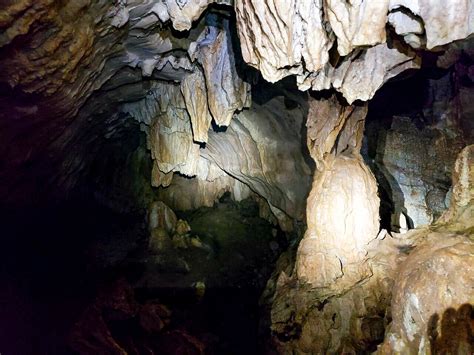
[0,1,473,354]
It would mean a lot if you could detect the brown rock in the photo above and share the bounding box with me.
[381,233,474,353]
[149,227,172,253]
[139,302,171,334]
[176,219,191,236]
[148,201,178,234]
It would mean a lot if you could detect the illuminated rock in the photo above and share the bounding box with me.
[436,144,474,230]
[297,43,419,103]
[380,233,474,354]
[296,95,379,290]
[235,0,333,82]
[296,155,380,289]
[388,0,474,50]
[325,0,389,56]
[373,116,463,228]
[180,69,213,143]
[148,200,178,233]
[188,18,251,127]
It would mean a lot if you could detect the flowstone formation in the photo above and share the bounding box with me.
[267,144,474,354]
[379,145,474,354]
[235,0,474,102]
[296,95,380,292]
[2,0,473,212]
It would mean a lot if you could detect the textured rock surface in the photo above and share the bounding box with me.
[2,0,474,210]
[148,201,178,233]
[266,65,473,353]
[236,0,420,103]
[436,145,474,231]
[295,95,379,291]
[180,69,213,143]
[0,1,248,207]
[326,0,389,56]
[374,116,463,228]
[379,233,474,354]
[389,0,474,50]
[378,147,474,352]
[235,0,474,103]
[201,96,312,220]
[296,155,379,289]
[2,2,474,354]
[267,145,474,355]
[188,16,251,127]
[364,64,474,230]
[153,94,312,228]
[268,217,425,353]
[298,43,419,103]
[306,94,367,166]
[265,96,383,351]
[235,0,333,82]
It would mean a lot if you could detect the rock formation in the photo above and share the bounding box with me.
[296,95,380,292]
[1,0,474,353]
[235,0,474,102]
[379,145,474,354]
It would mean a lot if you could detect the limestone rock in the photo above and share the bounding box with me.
[189,18,251,127]
[373,116,463,228]
[149,227,173,253]
[295,95,379,290]
[389,0,474,50]
[148,85,201,178]
[163,0,216,31]
[306,95,368,167]
[172,234,189,249]
[180,69,213,143]
[148,200,178,233]
[154,93,312,228]
[269,227,419,354]
[202,96,312,221]
[176,219,191,236]
[380,233,474,354]
[326,0,389,56]
[296,155,380,289]
[235,0,333,82]
[235,0,472,104]
[159,173,252,211]
[299,43,420,104]
[388,10,424,48]
[235,1,421,103]
[436,144,474,231]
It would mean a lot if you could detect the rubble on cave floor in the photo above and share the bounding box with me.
[68,194,291,354]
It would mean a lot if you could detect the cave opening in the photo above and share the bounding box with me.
[1,1,473,355]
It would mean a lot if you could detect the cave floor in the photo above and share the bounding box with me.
[1,197,286,354]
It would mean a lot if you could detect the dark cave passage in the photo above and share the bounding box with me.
[1,190,291,354]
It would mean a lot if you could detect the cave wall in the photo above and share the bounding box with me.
[365,50,474,230]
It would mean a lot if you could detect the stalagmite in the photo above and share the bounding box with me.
[296,95,380,291]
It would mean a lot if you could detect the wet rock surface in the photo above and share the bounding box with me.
[364,64,474,230]
[264,144,474,354]
[379,232,474,354]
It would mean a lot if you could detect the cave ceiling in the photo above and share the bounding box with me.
[1,0,473,213]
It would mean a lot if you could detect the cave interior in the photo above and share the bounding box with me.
[0,1,473,354]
